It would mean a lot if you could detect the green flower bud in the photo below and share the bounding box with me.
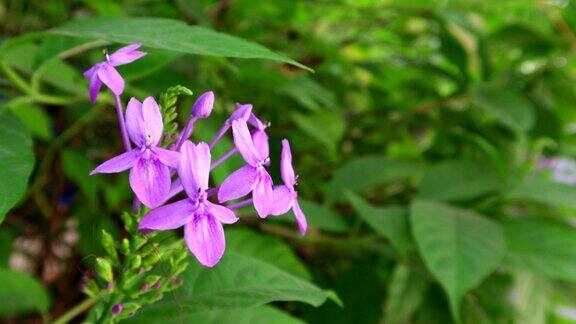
[129,255,142,270]
[95,257,114,282]
[101,230,118,264]
[120,238,130,254]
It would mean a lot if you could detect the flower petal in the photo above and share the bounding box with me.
[97,63,124,96]
[142,97,163,146]
[178,141,199,199]
[191,142,211,191]
[232,120,260,166]
[205,201,238,224]
[125,97,145,146]
[88,72,103,104]
[292,199,308,236]
[253,171,274,218]
[129,157,171,208]
[270,185,294,216]
[138,198,196,231]
[152,147,180,168]
[90,149,140,175]
[227,103,252,125]
[108,43,146,66]
[184,213,226,267]
[252,129,269,160]
[217,165,258,202]
[280,139,296,187]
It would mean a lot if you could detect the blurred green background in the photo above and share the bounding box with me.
[4,0,576,323]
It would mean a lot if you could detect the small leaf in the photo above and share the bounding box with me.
[418,160,501,202]
[0,111,35,223]
[410,200,505,321]
[503,218,576,281]
[347,192,410,256]
[48,17,310,71]
[0,269,50,317]
[384,264,429,324]
[328,157,424,202]
[508,175,576,209]
[8,100,53,140]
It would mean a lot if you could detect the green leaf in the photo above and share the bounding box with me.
[127,305,304,324]
[292,110,346,154]
[410,200,505,322]
[471,85,535,133]
[0,112,35,223]
[48,17,310,71]
[503,218,576,282]
[508,175,576,209]
[510,271,551,324]
[0,269,50,317]
[8,100,52,140]
[62,149,101,209]
[418,160,501,202]
[346,192,410,256]
[227,228,311,280]
[273,199,349,233]
[328,157,424,202]
[384,264,429,324]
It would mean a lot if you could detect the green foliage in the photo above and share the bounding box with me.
[0,269,50,317]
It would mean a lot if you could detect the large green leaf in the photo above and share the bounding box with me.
[292,110,346,154]
[48,17,310,71]
[126,305,304,324]
[384,264,429,324]
[0,112,35,223]
[328,157,424,202]
[410,200,505,321]
[226,228,311,280]
[508,175,576,209]
[503,218,576,281]
[418,160,501,202]
[0,269,50,317]
[347,192,410,256]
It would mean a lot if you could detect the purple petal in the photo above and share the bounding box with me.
[138,198,196,231]
[218,165,258,202]
[83,65,98,80]
[252,129,269,160]
[108,43,146,66]
[178,141,199,199]
[270,185,294,216]
[205,201,238,224]
[232,120,260,166]
[227,103,252,125]
[142,97,163,146]
[90,149,140,175]
[97,63,124,96]
[253,171,274,218]
[248,112,266,130]
[184,213,226,267]
[152,147,180,168]
[191,142,211,191]
[192,91,214,119]
[280,139,296,187]
[88,72,103,104]
[292,199,308,236]
[129,157,171,208]
[125,97,145,146]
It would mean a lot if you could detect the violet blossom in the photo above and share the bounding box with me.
[139,141,238,267]
[83,43,146,103]
[271,140,308,235]
[218,119,274,217]
[90,97,179,208]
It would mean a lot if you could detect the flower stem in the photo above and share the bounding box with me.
[53,295,101,324]
[209,124,229,149]
[228,198,253,210]
[211,147,238,170]
[176,117,197,150]
[114,94,132,151]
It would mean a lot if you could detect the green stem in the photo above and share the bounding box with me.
[53,296,101,324]
[0,62,32,94]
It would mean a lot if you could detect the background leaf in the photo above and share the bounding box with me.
[0,269,50,317]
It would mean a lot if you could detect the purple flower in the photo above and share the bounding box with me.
[90,97,179,208]
[192,91,215,119]
[271,140,308,235]
[83,43,146,103]
[139,141,238,267]
[218,120,274,217]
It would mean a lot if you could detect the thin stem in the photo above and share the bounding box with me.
[211,147,238,170]
[53,296,101,324]
[114,95,132,151]
[209,124,229,149]
[206,186,219,197]
[0,62,32,94]
[175,117,197,150]
[227,198,253,210]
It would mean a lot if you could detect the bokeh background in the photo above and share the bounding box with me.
[3,0,576,323]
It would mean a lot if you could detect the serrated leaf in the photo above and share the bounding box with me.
[48,17,310,71]
[346,192,410,256]
[0,269,50,317]
[418,160,501,202]
[410,200,505,322]
[0,112,35,223]
[503,218,576,282]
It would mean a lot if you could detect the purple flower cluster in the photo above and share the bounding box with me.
[86,44,307,267]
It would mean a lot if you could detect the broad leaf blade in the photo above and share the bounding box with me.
[508,175,576,209]
[0,269,50,317]
[48,17,311,71]
[410,200,505,322]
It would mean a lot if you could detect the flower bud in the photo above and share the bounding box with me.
[95,257,114,282]
[100,230,118,263]
[112,303,123,315]
[129,255,142,270]
[192,91,214,119]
